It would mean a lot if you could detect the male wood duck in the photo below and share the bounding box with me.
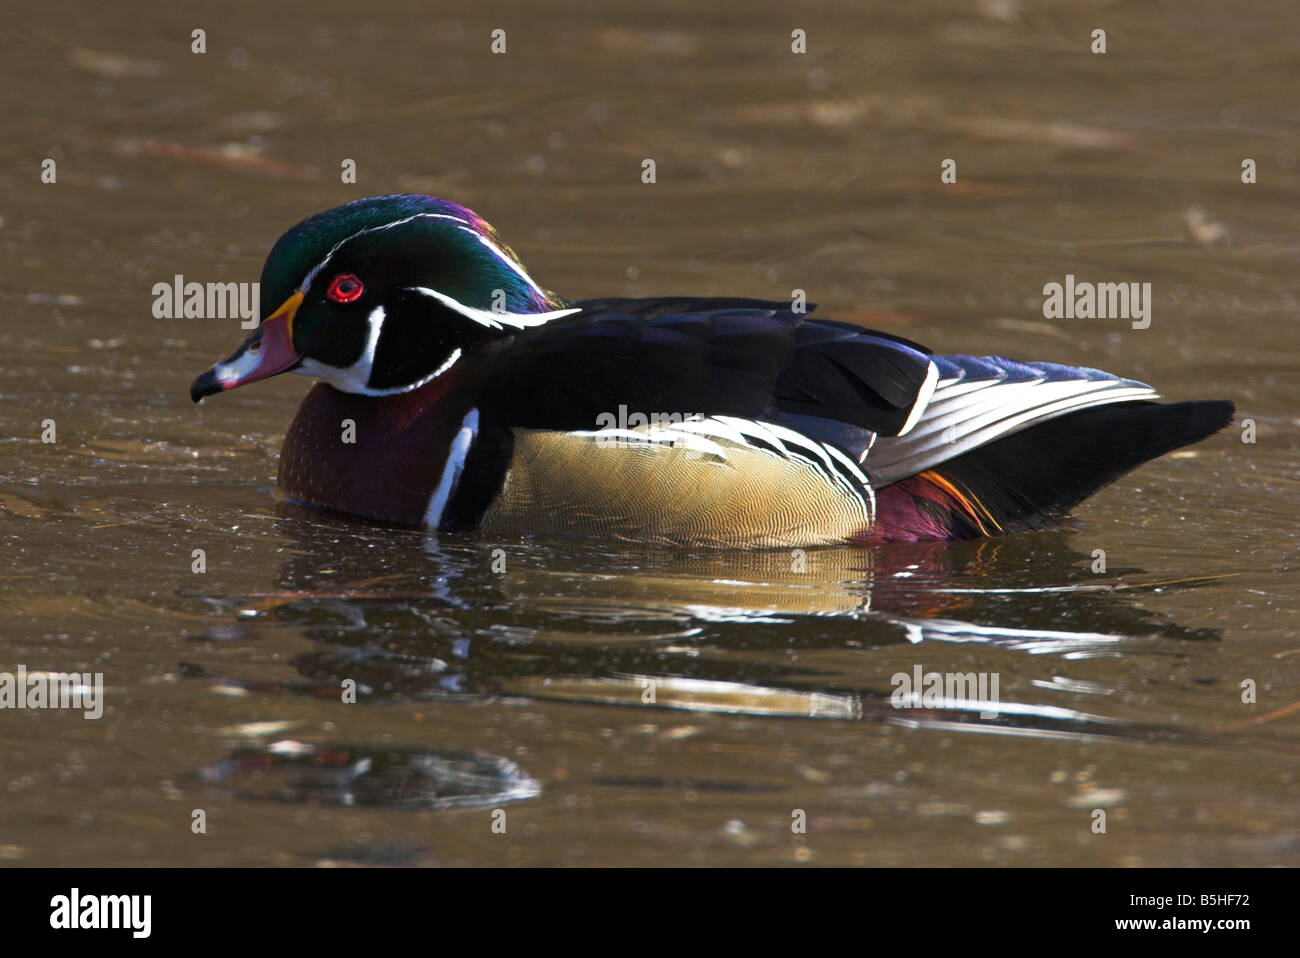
[190,194,1233,548]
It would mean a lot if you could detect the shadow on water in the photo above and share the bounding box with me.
[178,504,1275,807]
[195,743,542,811]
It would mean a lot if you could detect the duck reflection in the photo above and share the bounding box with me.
[190,505,1221,741]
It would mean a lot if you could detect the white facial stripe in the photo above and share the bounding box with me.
[406,286,580,331]
[300,212,472,291]
[456,226,546,298]
[430,347,462,380]
[424,407,480,529]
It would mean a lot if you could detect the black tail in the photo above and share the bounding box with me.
[871,400,1234,540]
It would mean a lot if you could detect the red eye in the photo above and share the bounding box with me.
[326,273,364,303]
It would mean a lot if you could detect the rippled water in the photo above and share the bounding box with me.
[2,2,1297,865]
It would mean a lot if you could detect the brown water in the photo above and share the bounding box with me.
[2,1,1297,866]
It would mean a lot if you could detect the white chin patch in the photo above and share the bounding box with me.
[297,357,372,393]
[296,304,462,396]
[295,304,385,393]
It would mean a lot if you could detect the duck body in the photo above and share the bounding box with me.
[192,195,1233,548]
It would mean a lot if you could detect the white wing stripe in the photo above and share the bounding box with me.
[867,377,1159,483]
[898,361,940,436]
[903,379,1131,442]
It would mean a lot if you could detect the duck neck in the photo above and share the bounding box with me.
[276,370,480,527]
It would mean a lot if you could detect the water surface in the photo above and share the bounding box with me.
[2,1,1297,866]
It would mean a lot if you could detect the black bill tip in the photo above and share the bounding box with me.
[190,369,222,403]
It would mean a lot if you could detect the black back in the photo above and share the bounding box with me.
[479,297,935,436]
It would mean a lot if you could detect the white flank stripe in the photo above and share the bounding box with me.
[568,425,729,461]
[579,414,873,517]
[711,416,788,454]
[671,416,749,446]
[822,441,871,488]
[424,408,480,529]
[707,416,863,499]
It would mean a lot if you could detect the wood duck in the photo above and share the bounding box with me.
[190,194,1233,548]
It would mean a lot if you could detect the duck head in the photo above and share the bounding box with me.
[190,194,573,402]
